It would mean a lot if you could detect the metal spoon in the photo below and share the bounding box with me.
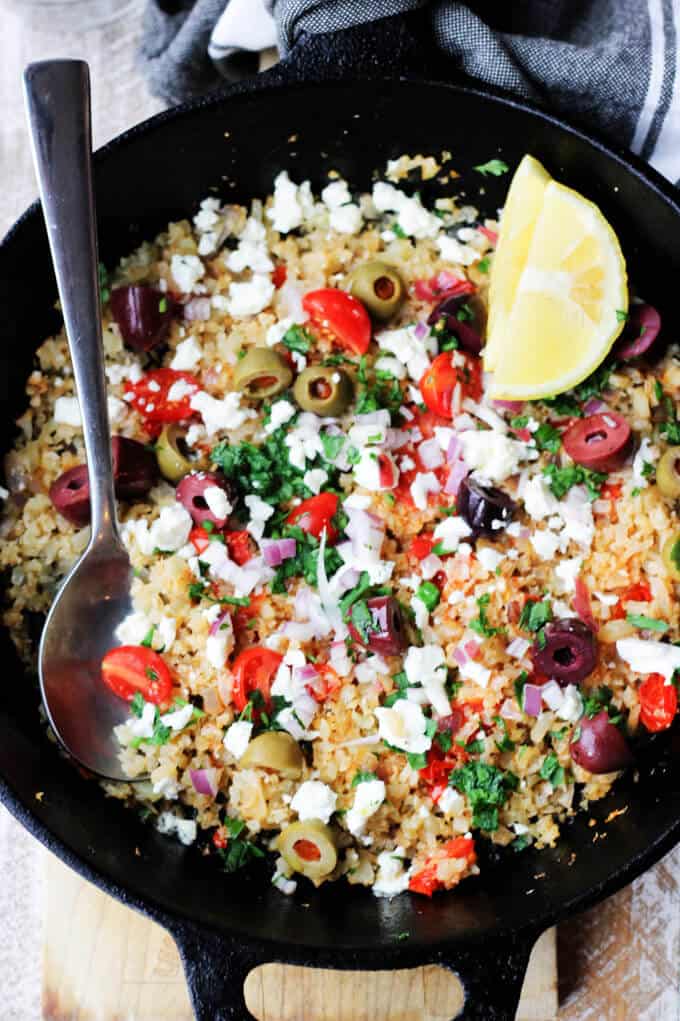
[24,60,134,780]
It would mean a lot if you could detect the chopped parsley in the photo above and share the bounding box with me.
[616,309,629,322]
[469,593,504,638]
[533,422,562,454]
[320,431,345,461]
[140,626,156,649]
[213,426,335,507]
[270,526,343,594]
[543,462,607,501]
[476,256,491,274]
[281,324,313,354]
[582,685,617,721]
[539,752,566,787]
[349,599,380,642]
[541,360,617,417]
[407,751,428,770]
[416,580,440,613]
[435,729,453,753]
[355,356,404,416]
[654,382,680,443]
[669,538,680,573]
[221,595,251,607]
[449,761,519,831]
[518,598,552,633]
[510,414,529,429]
[626,612,669,633]
[473,159,509,177]
[188,581,207,601]
[217,816,265,873]
[392,223,407,238]
[158,297,168,314]
[352,770,378,787]
[493,716,515,753]
[514,670,529,706]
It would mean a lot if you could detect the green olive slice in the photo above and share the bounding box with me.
[276,820,337,880]
[233,348,293,399]
[662,533,680,581]
[239,732,304,778]
[656,447,680,499]
[155,423,203,483]
[293,366,354,415]
[345,260,405,321]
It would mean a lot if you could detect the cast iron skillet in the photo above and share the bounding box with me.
[1,13,680,1021]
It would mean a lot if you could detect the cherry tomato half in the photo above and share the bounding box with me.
[232,646,283,712]
[419,352,482,418]
[612,580,653,620]
[302,288,371,356]
[125,368,200,425]
[285,492,339,542]
[190,526,211,555]
[639,672,678,732]
[101,645,173,705]
[225,529,254,565]
[408,837,476,896]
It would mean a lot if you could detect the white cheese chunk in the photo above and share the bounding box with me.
[190,390,256,436]
[291,780,337,823]
[170,254,205,293]
[157,812,197,845]
[616,637,680,682]
[410,471,440,510]
[459,430,527,483]
[372,847,410,897]
[148,503,193,552]
[375,700,432,754]
[405,644,450,717]
[160,703,194,732]
[223,720,253,760]
[265,398,296,433]
[227,274,274,317]
[346,779,386,837]
[203,485,232,522]
[432,515,473,553]
[170,336,203,371]
[438,786,465,816]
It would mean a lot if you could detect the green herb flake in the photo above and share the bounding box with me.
[158,297,168,314]
[626,612,669,633]
[407,751,428,770]
[281,324,313,355]
[218,815,265,873]
[476,256,491,274]
[352,770,378,787]
[130,692,145,718]
[513,670,528,707]
[518,600,553,634]
[542,462,607,501]
[616,309,629,322]
[533,422,562,454]
[140,626,156,649]
[474,159,510,177]
[416,580,440,613]
[469,592,504,639]
[449,761,519,831]
[539,752,566,788]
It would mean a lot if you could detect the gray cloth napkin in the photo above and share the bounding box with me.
[141,0,680,185]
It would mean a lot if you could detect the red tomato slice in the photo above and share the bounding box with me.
[285,492,339,542]
[302,288,371,355]
[639,672,678,732]
[306,664,342,703]
[272,264,287,288]
[101,645,173,705]
[612,580,653,619]
[232,646,283,712]
[225,529,254,565]
[419,352,482,418]
[408,837,476,896]
[125,368,200,425]
[409,535,435,560]
[190,526,211,555]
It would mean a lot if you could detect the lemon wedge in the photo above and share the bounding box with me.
[485,154,552,371]
[485,165,628,400]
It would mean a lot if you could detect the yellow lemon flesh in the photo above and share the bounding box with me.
[485,162,628,400]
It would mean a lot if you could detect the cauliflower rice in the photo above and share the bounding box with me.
[1,158,679,899]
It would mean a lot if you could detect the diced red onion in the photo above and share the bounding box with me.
[335,567,360,594]
[583,397,607,415]
[523,684,543,716]
[217,674,233,706]
[190,768,220,798]
[418,438,444,469]
[506,636,531,660]
[464,639,480,659]
[447,434,461,463]
[202,686,223,715]
[345,507,385,556]
[436,270,471,294]
[573,576,598,632]
[183,297,211,321]
[492,399,524,414]
[209,610,231,637]
[541,680,564,711]
[282,621,317,641]
[479,225,498,245]
[413,320,429,341]
[444,460,468,496]
[261,537,297,567]
[500,697,524,721]
[295,664,320,684]
[453,646,468,666]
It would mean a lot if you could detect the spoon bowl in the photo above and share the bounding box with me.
[24,60,138,780]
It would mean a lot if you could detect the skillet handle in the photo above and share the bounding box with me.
[173,923,537,1021]
[436,933,536,1020]
[174,925,262,1021]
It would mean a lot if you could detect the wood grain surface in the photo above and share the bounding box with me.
[2,3,679,1020]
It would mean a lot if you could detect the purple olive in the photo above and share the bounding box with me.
[347,595,407,655]
[457,476,516,538]
[427,293,485,355]
[49,437,158,526]
[109,285,175,353]
[571,710,632,774]
[614,303,661,360]
[533,618,597,685]
[175,471,236,527]
[563,412,632,472]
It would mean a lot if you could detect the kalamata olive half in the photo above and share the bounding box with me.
[562,412,632,472]
[49,436,158,526]
[427,293,486,355]
[110,285,175,353]
[176,470,236,527]
[571,710,632,774]
[347,595,407,655]
[533,618,597,685]
[614,303,661,360]
[457,476,516,537]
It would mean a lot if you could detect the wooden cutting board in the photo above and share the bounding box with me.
[43,854,557,1020]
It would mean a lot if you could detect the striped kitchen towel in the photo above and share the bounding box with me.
[141,0,680,185]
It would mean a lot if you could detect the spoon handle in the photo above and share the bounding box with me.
[23,60,119,546]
